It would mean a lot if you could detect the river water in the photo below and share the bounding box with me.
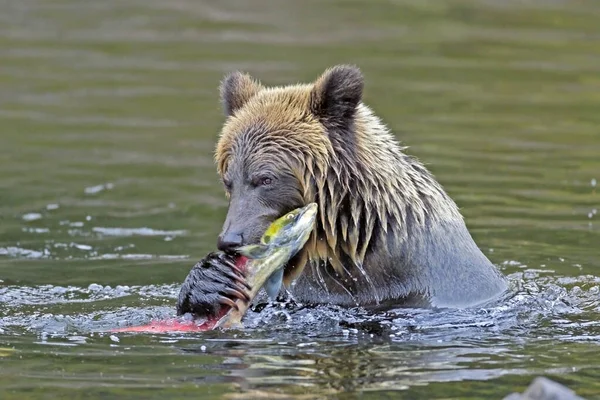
[1,0,599,399]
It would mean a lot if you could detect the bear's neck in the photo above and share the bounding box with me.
[352,102,463,224]
[311,103,464,273]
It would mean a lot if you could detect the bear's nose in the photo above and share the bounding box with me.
[217,232,244,252]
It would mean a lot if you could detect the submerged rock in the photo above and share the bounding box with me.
[503,377,585,400]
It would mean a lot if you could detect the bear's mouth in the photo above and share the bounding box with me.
[233,255,250,273]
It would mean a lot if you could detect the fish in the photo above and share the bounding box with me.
[110,202,318,333]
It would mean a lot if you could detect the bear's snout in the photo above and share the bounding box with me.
[217,231,244,252]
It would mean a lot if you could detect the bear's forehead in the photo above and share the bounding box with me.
[224,149,292,179]
[223,120,323,171]
[220,89,328,147]
[229,87,315,129]
[216,84,333,177]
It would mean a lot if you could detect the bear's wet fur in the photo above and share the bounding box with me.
[177,65,508,317]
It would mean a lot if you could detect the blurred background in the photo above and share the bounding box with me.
[1,1,599,399]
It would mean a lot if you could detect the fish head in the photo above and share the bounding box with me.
[260,202,318,250]
[236,203,318,259]
[234,203,318,301]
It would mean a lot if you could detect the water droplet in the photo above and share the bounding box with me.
[46,204,59,210]
[592,178,597,187]
[109,335,119,343]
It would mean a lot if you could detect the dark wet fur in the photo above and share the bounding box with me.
[291,217,508,308]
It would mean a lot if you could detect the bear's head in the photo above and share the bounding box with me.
[210,65,503,306]
[214,65,372,284]
[213,65,445,289]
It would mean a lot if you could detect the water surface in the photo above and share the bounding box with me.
[1,0,599,399]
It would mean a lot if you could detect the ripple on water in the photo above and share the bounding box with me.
[0,246,49,259]
[83,182,114,194]
[0,245,189,261]
[0,282,179,306]
[91,227,188,237]
[1,221,191,261]
[21,213,43,221]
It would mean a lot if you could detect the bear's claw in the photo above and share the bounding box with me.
[220,287,252,303]
[217,295,240,311]
[176,251,252,318]
[220,262,252,291]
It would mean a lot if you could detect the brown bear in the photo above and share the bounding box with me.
[176,65,508,318]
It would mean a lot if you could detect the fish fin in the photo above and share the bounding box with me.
[265,268,284,301]
[236,244,270,259]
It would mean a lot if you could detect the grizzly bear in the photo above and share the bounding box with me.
[176,65,508,318]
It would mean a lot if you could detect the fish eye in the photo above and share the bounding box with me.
[286,213,295,221]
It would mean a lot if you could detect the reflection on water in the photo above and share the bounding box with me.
[1,0,600,399]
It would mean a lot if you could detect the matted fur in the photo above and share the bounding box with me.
[214,66,464,295]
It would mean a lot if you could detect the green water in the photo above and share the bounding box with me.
[1,0,599,399]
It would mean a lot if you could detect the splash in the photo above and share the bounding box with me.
[0,265,598,348]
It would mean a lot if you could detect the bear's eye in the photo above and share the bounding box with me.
[260,177,273,186]
[223,178,233,191]
[251,175,274,187]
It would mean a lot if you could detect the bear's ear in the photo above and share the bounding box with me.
[219,71,263,117]
[309,65,364,125]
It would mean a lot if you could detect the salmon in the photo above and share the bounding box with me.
[111,203,318,333]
